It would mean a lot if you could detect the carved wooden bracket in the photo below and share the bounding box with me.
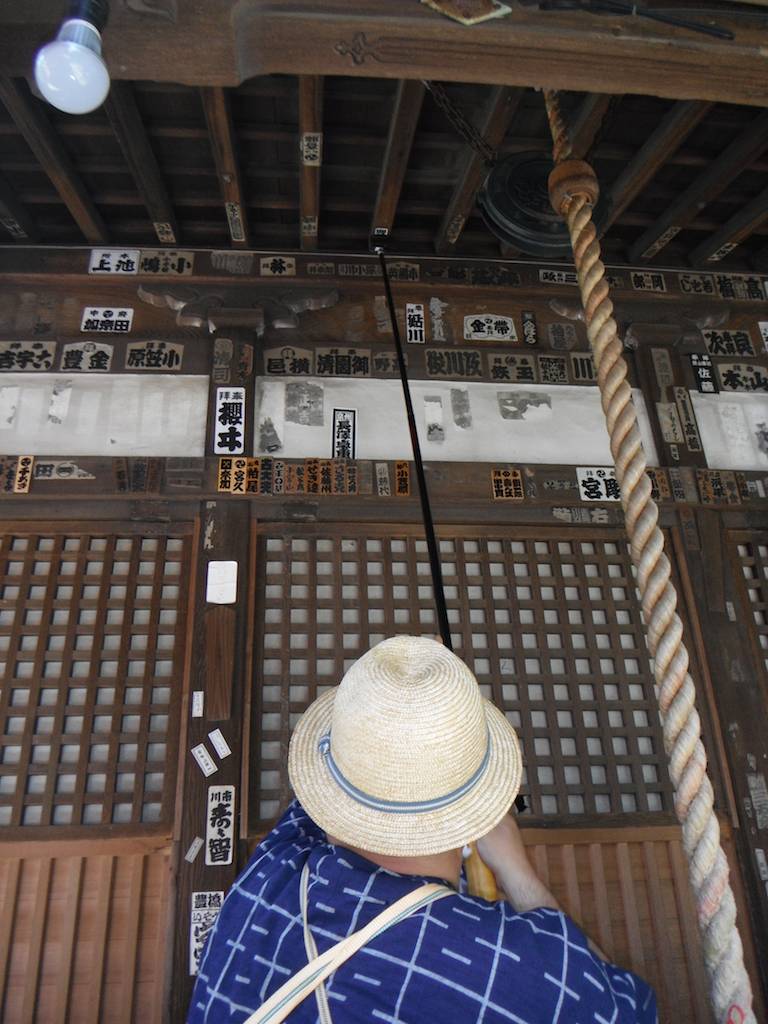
[137,284,340,336]
[549,297,730,346]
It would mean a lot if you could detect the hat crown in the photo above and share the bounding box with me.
[330,636,487,804]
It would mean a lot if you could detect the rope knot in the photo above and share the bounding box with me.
[548,159,599,215]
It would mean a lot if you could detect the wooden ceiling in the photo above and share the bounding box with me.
[1,0,768,271]
[2,72,768,271]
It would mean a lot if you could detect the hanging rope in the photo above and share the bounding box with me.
[542,89,754,1024]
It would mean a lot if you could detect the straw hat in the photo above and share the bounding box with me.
[288,635,523,856]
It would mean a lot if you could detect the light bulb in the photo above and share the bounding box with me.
[34,19,110,115]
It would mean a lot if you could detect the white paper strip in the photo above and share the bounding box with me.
[192,691,204,718]
[206,560,238,604]
[208,728,232,759]
[184,836,204,863]
[191,743,217,777]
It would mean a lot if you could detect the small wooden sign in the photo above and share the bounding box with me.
[13,455,34,494]
[491,467,524,500]
[646,468,672,502]
[395,461,411,497]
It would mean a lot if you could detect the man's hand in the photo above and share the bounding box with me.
[476,814,560,914]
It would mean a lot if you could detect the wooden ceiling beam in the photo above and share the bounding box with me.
[628,109,768,262]
[0,169,37,241]
[570,94,615,160]
[0,77,107,243]
[596,100,711,238]
[298,75,323,250]
[104,80,179,245]
[370,80,425,243]
[689,184,768,265]
[200,86,250,249]
[3,3,768,106]
[434,86,523,255]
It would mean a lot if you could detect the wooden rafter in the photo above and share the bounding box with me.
[298,75,323,250]
[0,168,36,241]
[435,86,522,254]
[200,86,250,248]
[570,94,616,160]
[370,80,425,243]
[629,109,768,262]
[104,81,179,245]
[689,184,768,264]
[0,77,106,243]
[596,100,711,238]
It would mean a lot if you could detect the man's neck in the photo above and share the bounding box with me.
[326,833,462,888]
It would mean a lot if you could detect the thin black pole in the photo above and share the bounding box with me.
[376,249,452,651]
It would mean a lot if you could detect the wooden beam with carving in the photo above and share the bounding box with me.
[104,80,179,245]
[0,168,36,241]
[370,80,425,243]
[200,86,250,248]
[570,94,616,160]
[689,183,768,265]
[435,86,522,254]
[0,77,106,243]
[628,109,768,262]
[1,3,768,105]
[596,100,711,238]
[298,75,323,250]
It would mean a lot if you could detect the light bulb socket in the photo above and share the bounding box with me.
[67,0,110,33]
[56,19,103,54]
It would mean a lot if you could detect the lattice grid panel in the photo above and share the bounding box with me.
[733,533,768,677]
[0,528,190,829]
[253,526,675,824]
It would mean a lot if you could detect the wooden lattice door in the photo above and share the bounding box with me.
[0,520,194,1023]
[248,521,759,1022]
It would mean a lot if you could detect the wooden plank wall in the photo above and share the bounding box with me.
[521,826,764,1024]
[0,837,172,1023]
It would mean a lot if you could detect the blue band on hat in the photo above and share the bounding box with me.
[317,732,492,814]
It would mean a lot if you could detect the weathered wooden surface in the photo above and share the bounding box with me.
[1,2,768,105]
[0,841,172,1023]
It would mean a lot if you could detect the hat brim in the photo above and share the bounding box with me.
[288,688,523,857]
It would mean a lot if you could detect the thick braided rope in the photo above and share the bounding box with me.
[543,89,754,1024]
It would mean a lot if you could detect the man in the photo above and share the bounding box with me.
[190,635,657,1023]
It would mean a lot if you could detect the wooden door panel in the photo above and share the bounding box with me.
[0,839,171,1023]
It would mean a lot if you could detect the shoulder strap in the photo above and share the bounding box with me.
[242,881,453,1024]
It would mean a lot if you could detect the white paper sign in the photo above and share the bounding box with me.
[332,408,356,459]
[206,560,238,604]
[577,466,621,502]
[190,892,224,975]
[539,268,578,286]
[208,728,232,759]
[260,256,296,277]
[184,836,204,863]
[191,743,217,777]
[80,307,133,333]
[406,303,425,344]
[139,249,195,275]
[205,785,235,866]
[62,341,113,372]
[463,314,517,342]
[192,691,204,718]
[88,249,140,274]
[214,387,245,455]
